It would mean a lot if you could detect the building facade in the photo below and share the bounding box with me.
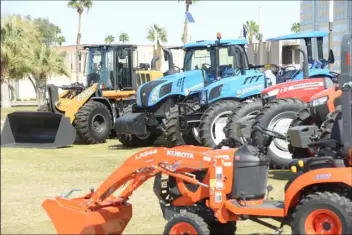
[300,0,352,71]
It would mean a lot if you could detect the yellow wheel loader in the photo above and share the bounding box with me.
[1,44,163,148]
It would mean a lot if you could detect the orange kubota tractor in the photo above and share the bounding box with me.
[41,34,352,235]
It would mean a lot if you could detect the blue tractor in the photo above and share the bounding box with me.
[163,31,339,149]
[160,35,276,148]
[114,35,255,147]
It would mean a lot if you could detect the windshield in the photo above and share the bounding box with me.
[184,47,213,71]
[86,48,114,88]
[183,46,240,80]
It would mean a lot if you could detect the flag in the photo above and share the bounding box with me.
[243,23,247,39]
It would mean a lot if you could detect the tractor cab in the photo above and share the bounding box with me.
[182,34,249,85]
[83,44,139,91]
[266,31,337,83]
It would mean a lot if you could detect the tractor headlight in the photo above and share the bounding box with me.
[200,90,207,105]
[150,86,160,103]
[262,89,279,99]
[311,96,328,107]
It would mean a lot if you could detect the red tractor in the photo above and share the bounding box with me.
[224,32,339,169]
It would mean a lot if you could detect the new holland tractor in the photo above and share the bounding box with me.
[1,44,163,148]
[161,35,273,148]
[223,31,339,168]
[114,34,260,147]
[41,34,352,235]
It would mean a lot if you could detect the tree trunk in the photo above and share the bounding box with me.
[76,12,82,83]
[1,79,11,108]
[28,76,37,94]
[35,78,46,108]
[183,4,190,45]
[156,41,163,71]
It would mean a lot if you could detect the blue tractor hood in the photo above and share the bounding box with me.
[136,69,206,108]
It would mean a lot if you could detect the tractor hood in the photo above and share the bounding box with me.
[136,70,205,108]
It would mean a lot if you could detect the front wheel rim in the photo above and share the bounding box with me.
[266,111,296,160]
[169,222,198,235]
[92,114,106,134]
[210,111,232,145]
[304,209,343,234]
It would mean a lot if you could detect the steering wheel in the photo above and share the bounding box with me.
[253,125,286,140]
[201,63,211,70]
[173,65,181,72]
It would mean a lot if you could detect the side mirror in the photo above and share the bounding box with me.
[164,53,169,61]
[227,46,236,56]
[328,49,335,64]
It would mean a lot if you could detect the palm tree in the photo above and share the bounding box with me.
[179,0,197,45]
[291,22,300,33]
[119,33,129,43]
[1,15,36,107]
[28,43,70,107]
[57,36,66,46]
[67,0,93,82]
[104,35,115,44]
[244,20,260,43]
[146,24,168,71]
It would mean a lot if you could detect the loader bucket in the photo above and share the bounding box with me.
[1,111,76,148]
[42,197,132,234]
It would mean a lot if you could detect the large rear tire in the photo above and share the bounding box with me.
[251,98,307,169]
[224,98,263,143]
[291,191,352,234]
[287,107,315,159]
[199,100,239,148]
[161,105,200,147]
[74,101,112,144]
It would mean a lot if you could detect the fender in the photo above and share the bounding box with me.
[203,71,266,104]
[284,167,352,215]
[63,83,98,123]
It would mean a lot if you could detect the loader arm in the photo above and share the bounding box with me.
[42,146,228,235]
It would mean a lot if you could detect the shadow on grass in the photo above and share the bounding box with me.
[268,170,293,181]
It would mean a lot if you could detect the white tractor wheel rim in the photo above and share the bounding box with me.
[267,111,296,160]
[192,127,201,143]
[211,111,232,145]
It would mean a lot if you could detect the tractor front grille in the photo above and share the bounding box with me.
[139,80,166,107]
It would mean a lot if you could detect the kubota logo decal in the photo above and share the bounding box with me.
[167,150,194,159]
[77,88,94,101]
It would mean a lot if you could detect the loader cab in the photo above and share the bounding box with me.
[83,44,138,91]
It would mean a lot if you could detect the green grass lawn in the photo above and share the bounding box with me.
[1,107,293,234]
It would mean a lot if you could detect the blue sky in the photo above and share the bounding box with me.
[1,1,300,46]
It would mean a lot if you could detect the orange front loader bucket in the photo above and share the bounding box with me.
[42,195,132,234]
